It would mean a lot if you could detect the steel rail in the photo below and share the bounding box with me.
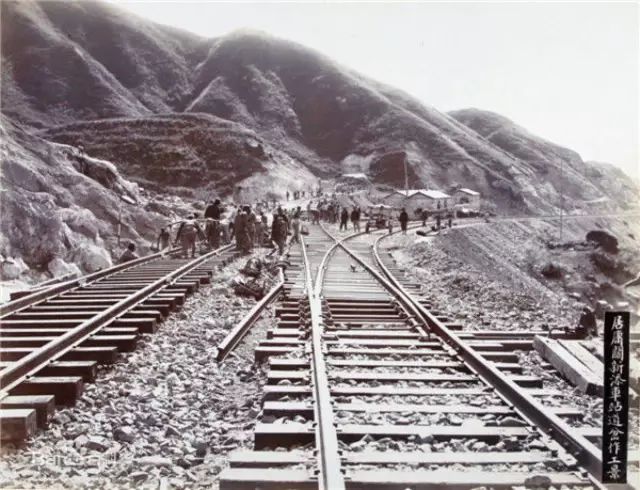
[25,271,78,291]
[215,268,285,362]
[319,225,432,342]
[0,244,234,399]
[0,247,182,317]
[369,231,604,481]
[300,233,346,490]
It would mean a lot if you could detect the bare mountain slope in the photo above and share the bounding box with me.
[1,0,203,128]
[450,109,640,211]
[188,33,536,210]
[2,0,637,216]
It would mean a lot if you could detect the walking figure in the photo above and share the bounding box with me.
[399,208,409,235]
[271,211,288,255]
[290,207,302,244]
[340,208,349,231]
[156,228,170,251]
[175,215,202,258]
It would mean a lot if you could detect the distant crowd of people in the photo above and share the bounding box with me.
[285,186,324,201]
[118,194,457,264]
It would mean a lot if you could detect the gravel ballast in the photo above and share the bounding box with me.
[379,225,640,454]
[0,252,277,489]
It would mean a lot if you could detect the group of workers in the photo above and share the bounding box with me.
[307,199,340,223]
[339,207,363,231]
[118,199,307,264]
[118,196,458,264]
[286,186,325,201]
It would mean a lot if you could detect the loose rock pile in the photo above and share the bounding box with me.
[388,231,581,332]
[384,229,610,444]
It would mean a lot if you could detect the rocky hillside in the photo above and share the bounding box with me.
[0,114,186,281]
[449,109,640,212]
[4,0,638,212]
[43,113,317,198]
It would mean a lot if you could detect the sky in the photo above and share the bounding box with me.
[112,1,639,178]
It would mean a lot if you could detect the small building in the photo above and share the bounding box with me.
[382,189,452,217]
[453,188,481,211]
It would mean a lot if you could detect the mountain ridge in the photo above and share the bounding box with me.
[2,0,638,214]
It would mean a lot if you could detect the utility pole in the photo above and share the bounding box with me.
[403,154,409,195]
[403,154,410,210]
[117,199,121,248]
[559,159,564,243]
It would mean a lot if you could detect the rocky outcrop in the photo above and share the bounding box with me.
[0,116,173,276]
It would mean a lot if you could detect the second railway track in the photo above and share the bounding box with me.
[220,224,602,489]
[0,244,237,442]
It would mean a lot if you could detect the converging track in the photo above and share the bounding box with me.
[220,224,602,489]
[1,222,610,488]
[0,244,236,441]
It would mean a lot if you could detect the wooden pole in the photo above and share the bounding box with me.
[117,199,121,247]
[560,159,564,243]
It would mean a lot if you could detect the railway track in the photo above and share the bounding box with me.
[220,224,603,489]
[0,244,237,441]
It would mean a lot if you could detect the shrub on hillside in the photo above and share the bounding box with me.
[586,230,618,254]
[522,241,546,274]
[540,262,564,279]
[589,251,633,284]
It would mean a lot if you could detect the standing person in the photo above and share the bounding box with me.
[119,243,138,263]
[577,306,597,337]
[436,213,442,231]
[205,219,220,249]
[447,213,453,228]
[286,190,290,201]
[350,208,359,231]
[271,212,288,255]
[399,208,409,235]
[340,207,349,231]
[246,206,257,250]
[156,227,171,251]
[221,218,231,244]
[235,207,251,254]
[276,206,290,229]
[291,207,302,244]
[260,213,269,246]
[205,199,222,220]
[193,213,205,244]
[174,215,202,258]
[229,206,242,240]
[254,214,263,248]
[421,210,429,227]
